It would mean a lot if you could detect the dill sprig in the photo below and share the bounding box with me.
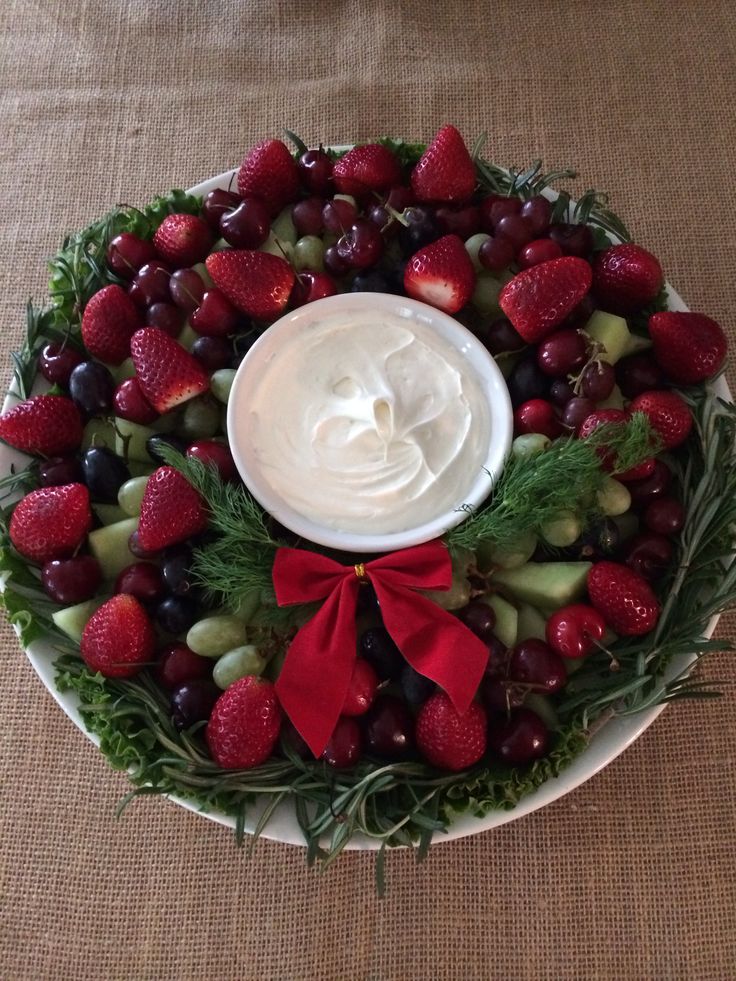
[448,414,654,553]
[157,447,283,613]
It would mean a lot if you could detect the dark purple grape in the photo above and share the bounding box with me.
[494,214,534,251]
[436,205,480,239]
[322,198,358,235]
[478,236,515,272]
[292,196,325,237]
[562,396,596,431]
[481,676,525,712]
[574,518,621,559]
[508,640,566,694]
[145,301,184,336]
[145,434,189,464]
[359,626,402,680]
[549,379,575,407]
[41,555,102,604]
[191,335,232,371]
[489,707,549,765]
[69,361,115,416]
[476,317,524,355]
[171,679,220,729]
[156,595,198,634]
[160,544,197,598]
[321,717,362,768]
[400,663,435,708]
[627,460,672,506]
[507,357,551,408]
[169,268,206,313]
[363,696,415,760]
[115,561,166,602]
[350,269,395,294]
[38,456,84,487]
[580,360,616,401]
[398,206,440,253]
[520,196,552,235]
[81,446,130,502]
[157,643,212,690]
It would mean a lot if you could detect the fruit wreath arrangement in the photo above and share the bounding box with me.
[1,124,735,880]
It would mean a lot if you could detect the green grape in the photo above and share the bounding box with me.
[210,368,237,405]
[596,477,631,516]
[213,645,266,689]
[477,529,537,571]
[117,475,150,516]
[186,615,248,659]
[181,397,220,440]
[512,433,551,460]
[464,232,491,272]
[293,235,325,271]
[540,510,582,547]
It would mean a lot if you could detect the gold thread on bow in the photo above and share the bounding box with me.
[354,563,367,581]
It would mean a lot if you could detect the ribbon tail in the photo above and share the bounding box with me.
[275,577,360,758]
[373,579,489,715]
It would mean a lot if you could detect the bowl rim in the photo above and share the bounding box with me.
[226,290,513,552]
[3,164,728,851]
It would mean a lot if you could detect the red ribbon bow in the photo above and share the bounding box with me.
[272,539,490,757]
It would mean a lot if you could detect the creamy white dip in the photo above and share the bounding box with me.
[242,305,492,535]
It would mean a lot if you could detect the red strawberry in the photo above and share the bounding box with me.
[592,243,663,314]
[403,234,475,314]
[81,284,142,365]
[237,139,301,216]
[577,407,627,469]
[499,256,592,343]
[332,144,402,197]
[587,560,660,636]
[206,676,282,769]
[153,213,213,268]
[0,394,82,457]
[137,465,208,551]
[648,310,727,384]
[205,249,295,321]
[410,124,476,204]
[415,692,487,771]
[130,328,209,413]
[80,594,156,678]
[628,390,692,449]
[9,483,92,564]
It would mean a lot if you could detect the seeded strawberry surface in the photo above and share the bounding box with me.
[130,327,210,413]
[237,138,301,216]
[206,676,282,769]
[333,143,402,197]
[415,693,487,771]
[0,394,83,457]
[9,483,92,564]
[648,311,727,384]
[205,249,295,320]
[80,594,156,678]
[499,256,592,342]
[81,283,142,365]
[587,561,660,636]
[137,466,209,552]
[410,124,476,203]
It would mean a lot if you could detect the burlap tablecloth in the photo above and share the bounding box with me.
[1,2,735,978]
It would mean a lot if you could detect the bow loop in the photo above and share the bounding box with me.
[272,540,489,758]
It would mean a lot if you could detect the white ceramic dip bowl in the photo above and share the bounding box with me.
[226,292,513,552]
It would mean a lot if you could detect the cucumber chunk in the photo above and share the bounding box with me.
[492,561,592,610]
[88,517,139,579]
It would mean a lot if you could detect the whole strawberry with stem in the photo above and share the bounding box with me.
[137,465,208,552]
[587,561,660,636]
[206,676,282,769]
[499,256,592,343]
[403,234,475,314]
[648,310,727,384]
[592,243,663,314]
[80,594,156,678]
[81,284,142,365]
[411,124,476,204]
[415,692,487,771]
[0,394,83,457]
[9,483,92,564]
[237,138,301,216]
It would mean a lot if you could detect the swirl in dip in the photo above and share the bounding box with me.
[232,299,493,536]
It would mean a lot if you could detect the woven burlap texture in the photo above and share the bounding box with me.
[1,2,735,979]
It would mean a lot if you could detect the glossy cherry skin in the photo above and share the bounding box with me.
[321,717,361,768]
[644,496,685,536]
[513,399,562,439]
[157,643,212,689]
[489,708,549,765]
[507,640,567,694]
[113,377,158,424]
[114,561,166,603]
[341,658,379,716]
[190,289,240,337]
[38,343,84,386]
[546,603,606,658]
[186,440,237,482]
[363,696,415,760]
[41,555,102,604]
[624,532,673,581]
